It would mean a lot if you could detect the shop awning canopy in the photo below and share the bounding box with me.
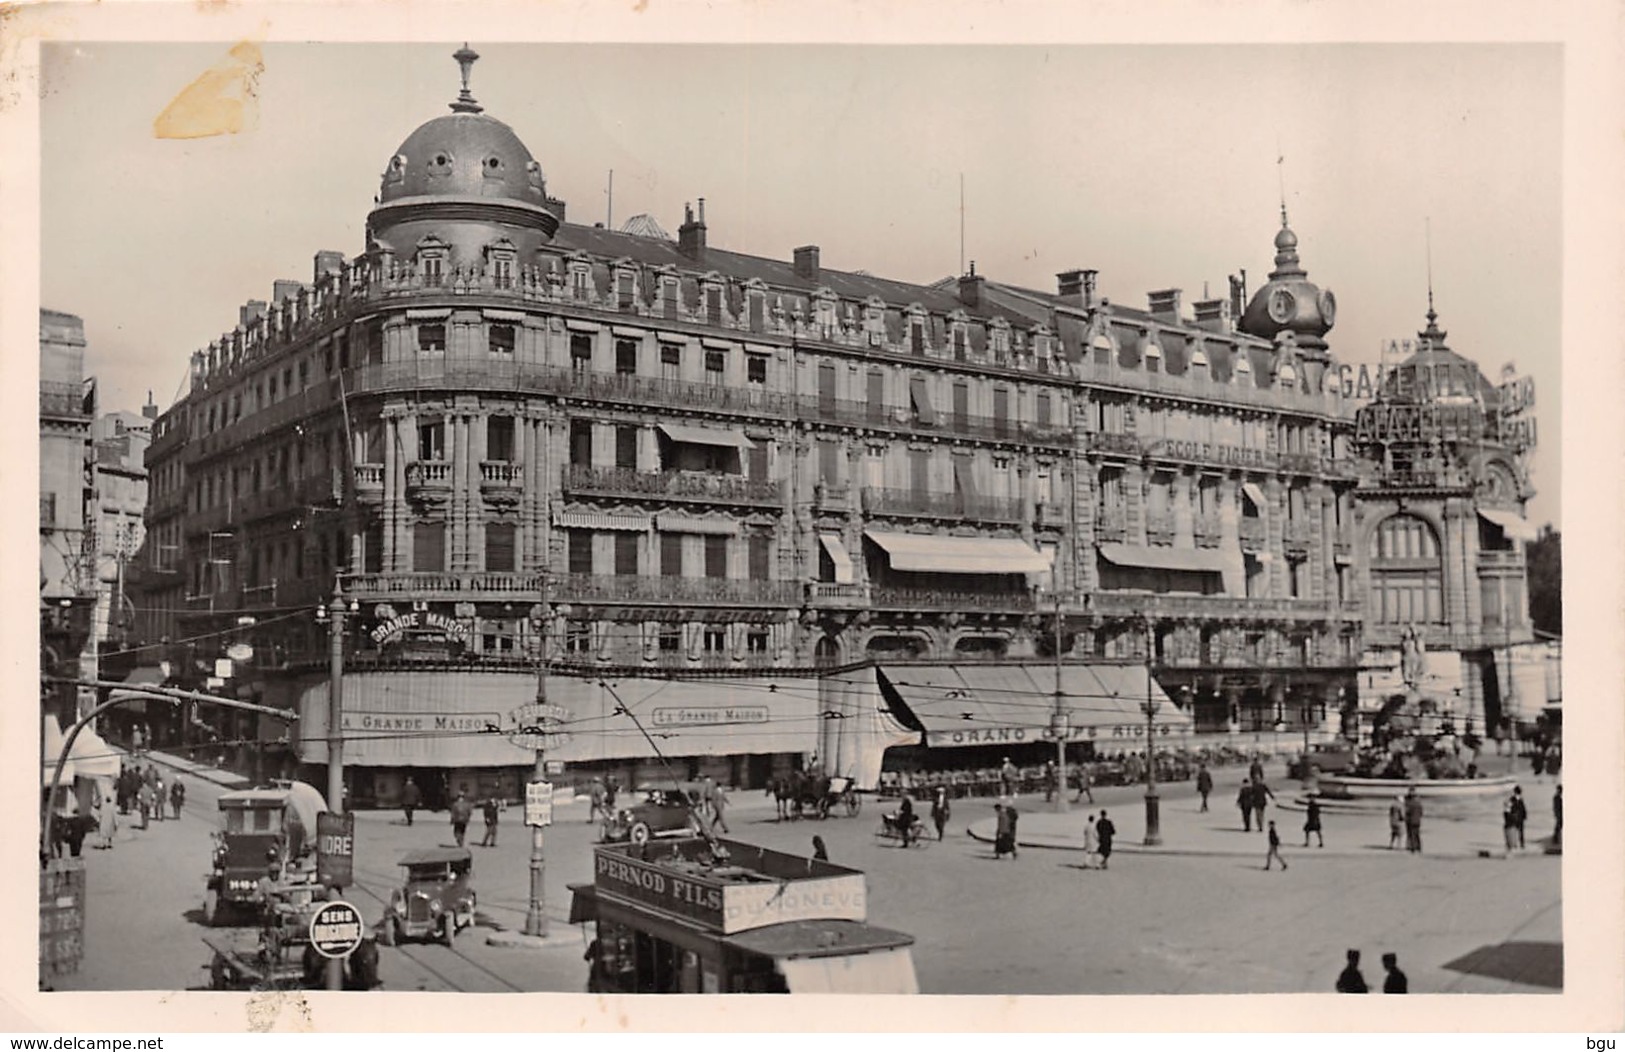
[42,717,74,787]
[864,530,1051,574]
[1241,482,1267,512]
[654,513,739,536]
[108,664,169,714]
[819,533,855,585]
[656,423,754,450]
[553,511,651,531]
[1097,543,1227,574]
[568,883,599,925]
[67,726,123,781]
[878,663,1187,749]
[1478,508,1538,542]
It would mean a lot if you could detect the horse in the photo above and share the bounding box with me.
[767,773,804,820]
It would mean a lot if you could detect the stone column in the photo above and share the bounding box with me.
[1125,462,1147,545]
[396,408,418,573]
[382,413,398,571]
[1172,469,1196,549]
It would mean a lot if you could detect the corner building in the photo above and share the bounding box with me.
[140,52,1536,802]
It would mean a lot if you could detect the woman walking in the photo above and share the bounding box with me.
[1303,796,1324,848]
[1081,813,1100,869]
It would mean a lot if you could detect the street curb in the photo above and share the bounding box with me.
[485,929,580,950]
[121,749,250,791]
[962,821,1531,863]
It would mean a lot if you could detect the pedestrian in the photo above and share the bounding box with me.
[811,835,828,862]
[992,803,1012,859]
[480,796,500,847]
[1264,820,1288,871]
[1252,777,1274,831]
[1388,794,1404,850]
[1196,763,1213,812]
[1073,762,1095,805]
[136,780,153,830]
[999,757,1018,798]
[588,778,607,824]
[1303,796,1324,848]
[169,777,186,820]
[1248,756,1265,787]
[1096,810,1116,870]
[1381,952,1408,993]
[709,780,730,834]
[930,786,950,841]
[115,767,131,816]
[1403,788,1424,853]
[1509,785,1528,849]
[400,776,421,826]
[701,775,719,824]
[604,776,619,811]
[896,795,918,848]
[150,772,165,822]
[449,791,473,847]
[1501,800,1519,857]
[1006,803,1020,859]
[1336,949,1368,993]
[1081,813,1099,869]
[1237,779,1255,832]
[96,790,116,850]
[1552,784,1563,847]
[1043,760,1058,804]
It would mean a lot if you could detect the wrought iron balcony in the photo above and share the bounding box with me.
[813,483,852,513]
[561,464,782,506]
[1084,431,1142,456]
[1477,549,1525,571]
[1278,452,1321,475]
[1087,592,1349,623]
[1194,515,1223,548]
[861,487,1025,523]
[342,572,544,600]
[550,573,801,606]
[1095,508,1129,542]
[805,582,871,608]
[796,395,1072,448]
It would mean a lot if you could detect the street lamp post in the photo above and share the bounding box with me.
[523,604,550,939]
[323,578,347,993]
[1142,617,1161,846]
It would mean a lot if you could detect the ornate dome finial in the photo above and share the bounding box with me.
[451,44,483,114]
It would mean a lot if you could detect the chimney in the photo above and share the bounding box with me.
[793,245,821,282]
[1192,298,1232,331]
[545,196,567,223]
[142,390,158,420]
[239,300,268,328]
[272,280,305,305]
[958,261,983,309]
[313,250,346,281]
[679,198,708,259]
[1147,288,1183,322]
[1056,268,1098,308]
[1228,270,1248,320]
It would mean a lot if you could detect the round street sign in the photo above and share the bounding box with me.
[308,900,365,959]
[506,702,573,752]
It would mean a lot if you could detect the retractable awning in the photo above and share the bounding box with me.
[554,511,651,531]
[819,533,855,585]
[108,664,167,714]
[655,513,739,536]
[1241,482,1268,512]
[657,423,754,450]
[1097,543,1227,574]
[878,664,1186,749]
[42,717,74,787]
[865,530,1050,574]
[1478,508,1538,542]
[68,727,123,781]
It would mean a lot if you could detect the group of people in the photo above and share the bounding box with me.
[1337,949,1408,993]
[1078,810,1117,869]
[114,763,185,832]
[1386,788,1426,853]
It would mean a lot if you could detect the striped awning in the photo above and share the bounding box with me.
[1097,543,1227,574]
[819,533,856,585]
[1241,482,1268,511]
[553,511,651,531]
[864,530,1050,574]
[657,423,753,450]
[656,513,740,535]
[1478,508,1538,542]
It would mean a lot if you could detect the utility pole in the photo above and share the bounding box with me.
[324,578,346,993]
[1050,571,1068,814]
[523,601,550,938]
[1142,616,1162,846]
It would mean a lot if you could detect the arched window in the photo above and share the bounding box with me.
[1369,514,1445,625]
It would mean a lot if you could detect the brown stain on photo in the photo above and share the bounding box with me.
[244,989,314,1032]
[152,39,264,139]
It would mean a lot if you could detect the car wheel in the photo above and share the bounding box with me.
[629,821,652,845]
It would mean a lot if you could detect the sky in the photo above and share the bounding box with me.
[38,41,1562,528]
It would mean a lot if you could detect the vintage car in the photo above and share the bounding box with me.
[601,784,707,845]
[377,847,477,946]
[1289,743,1360,781]
[204,781,327,926]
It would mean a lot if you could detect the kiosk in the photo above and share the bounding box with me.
[570,837,918,994]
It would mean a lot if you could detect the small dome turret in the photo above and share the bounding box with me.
[1239,209,1336,355]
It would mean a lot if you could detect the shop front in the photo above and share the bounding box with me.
[569,837,918,994]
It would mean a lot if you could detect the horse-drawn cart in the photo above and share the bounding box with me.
[770,773,862,820]
[875,809,927,847]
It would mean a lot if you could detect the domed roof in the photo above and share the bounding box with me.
[376,46,548,208]
[1239,209,1336,354]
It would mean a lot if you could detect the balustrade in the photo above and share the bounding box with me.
[549,573,800,606]
[354,463,384,492]
[862,487,1025,523]
[869,585,1034,612]
[805,582,871,606]
[1283,519,1318,545]
[561,464,781,505]
[480,461,524,486]
[341,571,543,598]
[405,460,452,489]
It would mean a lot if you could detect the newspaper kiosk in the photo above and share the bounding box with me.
[569,837,918,994]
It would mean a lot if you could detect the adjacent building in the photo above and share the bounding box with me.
[40,309,98,725]
[135,49,1543,804]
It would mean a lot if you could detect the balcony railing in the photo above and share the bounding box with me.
[1084,431,1143,456]
[1194,515,1222,548]
[869,585,1035,612]
[480,461,524,487]
[354,463,384,493]
[39,381,91,420]
[406,460,452,489]
[342,572,544,598]
[813,483,852,513]
[1088,592,1355,622]
[796,395,1072,448]
[806,582,871,606]
[1095,508,1129,542]
[1477,550,1525,571]
[1278,452,1321,475]
[861,486,1025,523]
[561,464,782,506]
[550,573,800,606]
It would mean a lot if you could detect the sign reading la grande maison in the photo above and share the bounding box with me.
[650,706,771,728]
[595,850,867,935]
[341,711,501,735]
[928,722,1181,747]
[370,611,472,647]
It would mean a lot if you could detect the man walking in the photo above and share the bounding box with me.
[400,776,422,827]
[1073,762,1095,805]
[1252,777,1275,832]
[150,771,165,822]
[1264,820,1288,871]
[1081,813,1099,869]
[930,786,950,842]
[992,803,1011,859]
[1552,784,1563,848]
[1006,803,1020,859]
[479,795,500,847]
[999,757,1019,798]
[1195,763,1213,812]
[1238,779,1255,832]
[709,780,730,835]
[1302,796,1324,848]
[1403,787,1424,853]
[449,791,473,848]
[169,777,186,820]
[1388,794,1405,850]
[1336,949,1368,993]
[1381,952,1408,993]
[1096,810,1116,870]
[1043,760,1058,804]
[1509,785,1528,849]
